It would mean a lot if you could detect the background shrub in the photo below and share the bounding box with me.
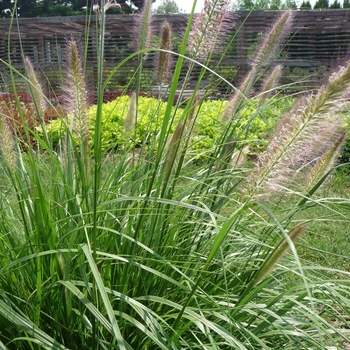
[40,94,295,157]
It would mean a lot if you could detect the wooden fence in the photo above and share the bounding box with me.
[0,9,350,99]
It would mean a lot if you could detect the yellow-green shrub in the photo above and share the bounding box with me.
[39,94,295,156]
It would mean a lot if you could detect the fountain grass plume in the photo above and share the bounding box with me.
[163,121,184,185]
[222,11,292,123]
[135,0,153,53]
[163,95,199,187]
[181,92,200,150]
[185,92,199,126]
[253,10,293,70]
[251,224,306,288]
[299,119,343,165]
[125,92,136,134]
[64,39,89,152]
[258,64,283,104]
[0,111,16,173]
[304,130,347,195]
[252,60,350,196]
[24,57,46,121]
[156,21,172,84]
[188,0,231,59]
[221,67,256,122]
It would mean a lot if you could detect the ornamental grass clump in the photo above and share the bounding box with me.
[1,4,350,350]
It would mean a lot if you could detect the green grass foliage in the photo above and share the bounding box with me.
[0,4,350,350]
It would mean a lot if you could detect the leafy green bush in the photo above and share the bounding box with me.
[41,94,295,157]
[41,95,179,150]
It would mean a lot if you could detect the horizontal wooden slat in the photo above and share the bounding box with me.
[0,9,349,96]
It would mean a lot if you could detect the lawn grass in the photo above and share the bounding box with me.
[296,167,350,272]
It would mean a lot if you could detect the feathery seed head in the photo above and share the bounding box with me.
[305,64,350,117]
[0,112,16,173]
[182,92,200,144]
[187,92,200,124]
[252,224,306,287]
[304,130,347,195]
[68,40,84,85]
[251,60,350,197]
[163,94,199,182]
[125,92,137,134]
[188,0,231,59]
[163,121,184,182]
[221,68,256,123]
[298,119,343,166]
[156,22,172,84]
[258,64,283,104]
[64,39,89,147]
[222,10,293,125]
[25,57,46,120]
[253,10,293,70]
[135,0,153,53]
